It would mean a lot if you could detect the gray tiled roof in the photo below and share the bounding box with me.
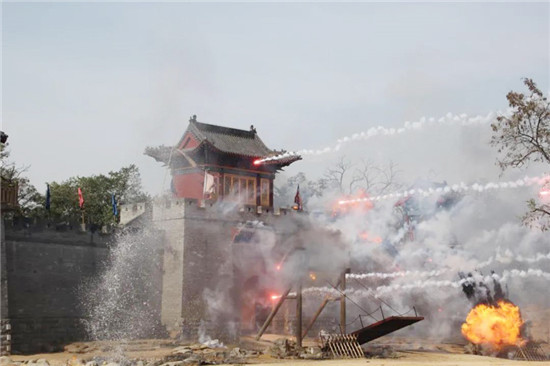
[187,121,273,157]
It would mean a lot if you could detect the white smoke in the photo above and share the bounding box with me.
[258,110,502,164]
[338,175,550,205]
[298,176,550,341]
[347,269,445,280]
[81,226,164,343]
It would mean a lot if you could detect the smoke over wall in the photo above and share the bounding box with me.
[265,114,550,341]
[81,226,165,343]
[112,107,549,344]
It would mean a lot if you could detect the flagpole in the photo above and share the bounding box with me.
[45,183,51,228]
[78,187,85,231]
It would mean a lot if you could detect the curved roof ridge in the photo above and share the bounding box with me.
[185,119,273,157]
[190,120,257,139]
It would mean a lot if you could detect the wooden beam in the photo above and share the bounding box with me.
[301,278,342,341]
[255,288,291,340]
[296,282,302,348]
[340,268,350,334]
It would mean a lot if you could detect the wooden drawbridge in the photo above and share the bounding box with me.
[351,315,424,345]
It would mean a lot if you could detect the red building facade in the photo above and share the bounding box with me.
[146,116,300,208]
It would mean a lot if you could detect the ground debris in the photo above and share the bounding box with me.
[267,338,325,360]
[363,345,400,359]
[299,346,324,360]
[0,357,21,366]
[268,338,301,359]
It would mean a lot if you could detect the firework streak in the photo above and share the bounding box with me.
[303,270,550,298]
[346,270,445,279]
[477,250,550,267]
[337,175,550,205]
[256,111,500,164]
[344,251,550,281]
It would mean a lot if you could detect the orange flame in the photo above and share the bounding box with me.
[461,300,525,350]
[358,231,382,243]
[332,190,373,216]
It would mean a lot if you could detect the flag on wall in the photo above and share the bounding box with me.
[45,184,51,211]
[78,187,84,209]
[203,171,216,199]
[111,193,118,217]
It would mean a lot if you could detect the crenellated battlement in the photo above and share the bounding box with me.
[151,197,300,225]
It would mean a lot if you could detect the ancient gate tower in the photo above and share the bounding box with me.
[145,116,301,340]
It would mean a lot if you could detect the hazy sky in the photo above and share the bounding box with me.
[2,2,549,195]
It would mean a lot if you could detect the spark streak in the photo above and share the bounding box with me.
[346,269,445,279]
[337,175,550,205]
[255,111,500,165]
[303,269,550,298]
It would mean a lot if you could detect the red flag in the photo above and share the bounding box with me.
[78,187,84,209]
[294,185,302,211]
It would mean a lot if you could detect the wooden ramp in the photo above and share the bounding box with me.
[351,316,424,345]
[512,343,549,361]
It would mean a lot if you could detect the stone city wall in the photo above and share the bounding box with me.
[2,226,110,353]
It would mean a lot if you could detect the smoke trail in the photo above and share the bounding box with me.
[477,249,550,268]
[358,270,550,298]
[500,268,550,281]
[337,175,550,205]
[342,250,550,281]
[346,269,445,280]
[303,269,550,298]
[256,111,500,164]
[302,286,341,297]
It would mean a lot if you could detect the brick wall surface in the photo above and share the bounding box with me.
[152,199,312,342]
[2,227,109,354]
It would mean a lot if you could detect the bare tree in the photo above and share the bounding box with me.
[353,159,402,195]
[491,78,550,230]
[351,159,377,193]
[324,156,355,194]
[324,156,402,196]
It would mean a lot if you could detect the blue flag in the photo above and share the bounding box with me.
[45,184,51,211]
[111,193,118,217]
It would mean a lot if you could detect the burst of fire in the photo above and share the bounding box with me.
[332,190,373,216]
[461,300,525,350]
[270,294,281,301]
[253,159,261,166]
[358,231,383,243]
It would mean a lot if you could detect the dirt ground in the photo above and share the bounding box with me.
[7,335,550,366]
[250,353,548,366]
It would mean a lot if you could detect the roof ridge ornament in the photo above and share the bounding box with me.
[190,114,197,123]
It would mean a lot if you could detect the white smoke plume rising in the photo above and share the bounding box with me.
[257,111,501,164]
